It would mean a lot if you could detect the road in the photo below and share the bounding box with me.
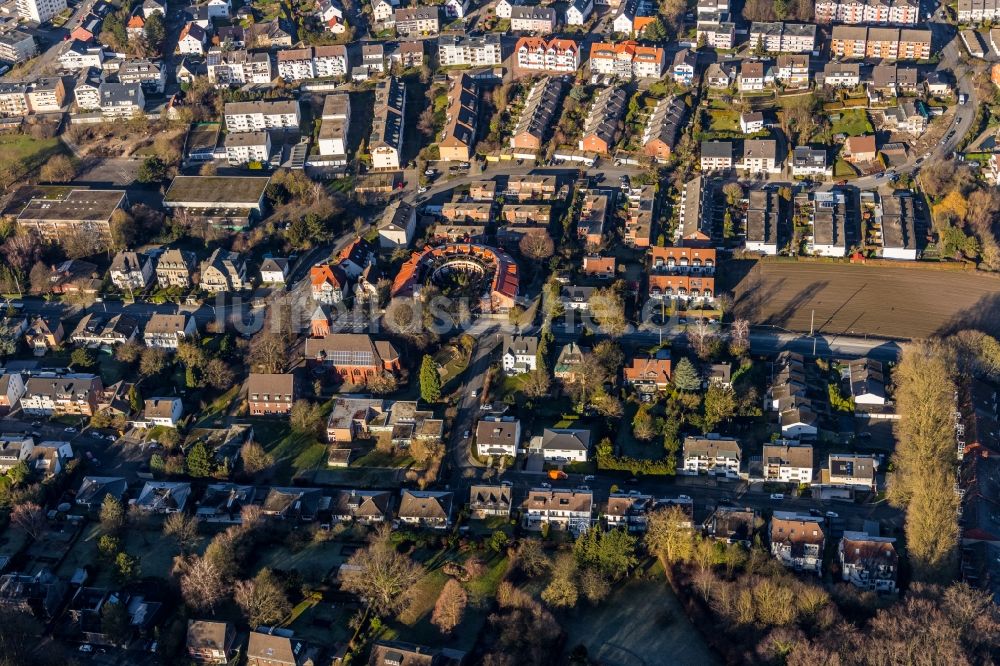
[9,0,99,82]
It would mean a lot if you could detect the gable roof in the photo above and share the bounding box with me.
[398,490,453,520]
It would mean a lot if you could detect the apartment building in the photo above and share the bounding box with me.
[393,6,440,36]
[683,436,741,477]
[276,47,316,81]
[16,0,66,23]
[830,25,932,59]
[0,83,29,117]
[579,85,627,154]
[697,13,736,49]
[17,189,125,245]
[224,99,300,132]
[21,375,103,417]
[224,131,271,165]
[26,77,65,113]
[510,5,557,32]
[117,59,167,93]
[749,21,817,53]
[155,249,196,288]
[771,512,824,575]
[700,140,733,172]
[247,373,295,416]
[207,48,273,86]
[515,37,580,74]
[509,77,563,150]
[816,0,920,23]
[822,62,861,87]
[370,77,405,169]
[0,31,36,64]
[439,74,478,162]
[775,53,809,88]
[589,41,665,79]
[523,488,592,535]
[318,92,350,156]
[143,313,197,350]
[437,33,503,67]
[762,441,814,483]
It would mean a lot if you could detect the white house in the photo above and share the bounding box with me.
[828,453,878,490]
[565,0,592,25]
[206,0,231,18]
[495,0,518,18]
[839,532,898,592]
[771,512,824,575]
[142,397,184,428]
[0,373,26,415]
[378,201,415,249]
[260,257,289,284]
[177,22,207,55]
[444,0,468,17]
[762,441,813,484]
[371,0,396,22]
[475,416,520,458]
[109,251,153,292]
[532,428,591,463]
[143,314,197,351]
[501,335,538,375]
[682,435,741,478]
[848,359,885,406]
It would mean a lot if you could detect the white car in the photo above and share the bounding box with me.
[79,644,93,653]
[64,427,77,433]
[418,186,429,193]
[463,430,470,439]
[825,511,839,519]
[770,493,785,501]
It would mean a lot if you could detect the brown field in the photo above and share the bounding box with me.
[728,260,1000,340]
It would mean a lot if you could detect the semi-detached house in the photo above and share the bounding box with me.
[523,488,592,535]
[21,375,103,416]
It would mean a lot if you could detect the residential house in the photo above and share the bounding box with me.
[393,6,439,36]
[532,427,591,462]
[325,397,382,443]
[623,354,672,393]
[704,506,757,545]
[246,631,311,666]
[762,441,814,483]
[134,481,192,513]
[475,416,521,458]
[771,512,824,575]
[330,489,392,524]
[738,139,780,174]
[700,140,734,172]
[247,373,295,416]
[738,60,771,93]
[605,493,655,532]
[439,74,478,162]
[839,532,898,592]
[559,285,596,311]
[75,476,127,511]
[0,570,67,620]
[822,62,861,87]
[370,77,406,170]
[262,487,327,522]
[566,0,593,24]
[523,488,592,534]
[199,249,247,292]
[582,255,616,279]
[0,374,25,415]
[206,49,273,86]
[830,25,932,60]
[808,189,858,257]
[683,435,741,477]
[142,397,183,428]
[398,490,453,528]
[310,263,348,305]
[109,251,153,292]
[58,40,104,70]
[70,314,139,348]
[24,316,63,354]
[554,342,586,380]
[0,31,36,65]
[828,453,878,489]
[848,358,885,405]
[0,435,33,473]
[705,61,736,88]
[579,85,627,154]
[740,111,765,133]
[378,201,416,249]
[260,257,289,284]
[186,620,236,664]
[696,14,736,49]
[177,22,207,55]
[816,0,918,24]
[143,314,196,350]
[791,147,830,178]
[509,77,564,151]
[469,485,512,518]
[26,77,65,112]
[501,335,538,375]
[155,248,196,288]
[775,53,809,88]
[672,48,698,85]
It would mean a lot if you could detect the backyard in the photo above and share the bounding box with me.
[830,109,873,137]
[0,133,67,174]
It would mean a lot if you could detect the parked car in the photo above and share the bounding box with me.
[770,493,785,500]
[825,511,839,519]
[64,427,77,433]
[583,474,595,482]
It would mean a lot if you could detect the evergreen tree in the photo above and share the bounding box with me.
[128,385,143,414]
[186,441,213,478]
[673,357,702,392]
[419,355,441,403]
[185,365,198,389]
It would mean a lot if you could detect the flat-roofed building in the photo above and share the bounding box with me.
[17,189,126,246]
[370,77,406,169]
[224,99,300,133]
[162,176,271,231]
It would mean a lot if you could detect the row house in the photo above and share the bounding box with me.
[21,375,103,417]
[579,85,627,154]
[247,373,295,416]
[442,201,493,224]
[642,96,685,162]
[207,48,273,85]
[515,37,580,74]
[370,77,406,169]
[589,41,665,79]
[510,5,557,32]
[578,192,609,245]
[437,33,503,67]
[749,21,817,53]
[438,74,478,163]
[830,26,932,60]
[143,313,197,350]
[816,0,919,24]
[624,186,654,247]
[509,77,564,151]
[506,174,558,200]
[469,484,512,519]
[677,176,715,245]
[958,0,1000,22]
[809,188,859,257]
[649,245,716,275]
[71,313,139,348]
[683,435,741,477]
[393,6,440,36]
[224,99,300,132]
[771,512,824,575]
[523,488,592,535]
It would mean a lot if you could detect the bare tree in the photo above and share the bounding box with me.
[689,319,719,360]
[521,367,551,398]
[180,555,230,612]
[241,441,274,475]
[646,505,695,564]
[10,503,45,540]
[290,400,325,437]
[340,526,422,617]
[163,512,199,554]
[248,331,288,374]
[518,232,554,261]
[729,318,750,357]
[431,579,468,634]
[234,569,291,628]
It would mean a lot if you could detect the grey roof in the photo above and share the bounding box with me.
[511,5,556,19]
[503,334,538,357]
[792,146,826,168]
[541,427,591,452]
[701,140,732,158]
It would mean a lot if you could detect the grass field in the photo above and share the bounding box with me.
[729,260,1000,339]
[561,562,719,666]
[830,109,873,136]
[706,109,740,133]
[0,134,66,173]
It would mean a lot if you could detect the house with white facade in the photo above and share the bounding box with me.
[501,335,538,375]
[531,427,591,462]
[475,416,520,458]
[762,441,814,484]
[523,488,592,535]
[839,532,898,592]
[682,435,741,478]
[771,512,824,575]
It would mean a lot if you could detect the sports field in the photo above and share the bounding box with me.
[729,260,1000,340]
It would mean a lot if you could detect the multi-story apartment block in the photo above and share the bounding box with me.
[749,21,817,53]
[0,31,37,64]
[318,92,350,156]
[683,435,741,477]
[118,59,167,93]
[16,0,66,24]
[0,83,29,117]
[510,5,557,32]
[314,44,349,77]
[515,37,580,74]
[816,0,919,23]
[207,49,273,86]
[394,6,440,36]
[26,77,65,113]
[830,25,931,59]
[589,41,665,79]
[155,248,196,288]
[224,99,300,132]
[370,77,405,169]
[775,53,809,88]
[771,512,824,575]
[224,131,272,165]
[762,441,814,483]
[839,532,898,592]
[21,375,102,417]
[438,33,503,67]
[276,47,316,81]
[17,189,125,245]
[696,13,736,49]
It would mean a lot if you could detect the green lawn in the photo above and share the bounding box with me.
[255,538,355,582]
[707,109,740,133]
[264,430,329,484]
[830,109,873,137]
[0,134,67,173]
[833,157,859,179]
